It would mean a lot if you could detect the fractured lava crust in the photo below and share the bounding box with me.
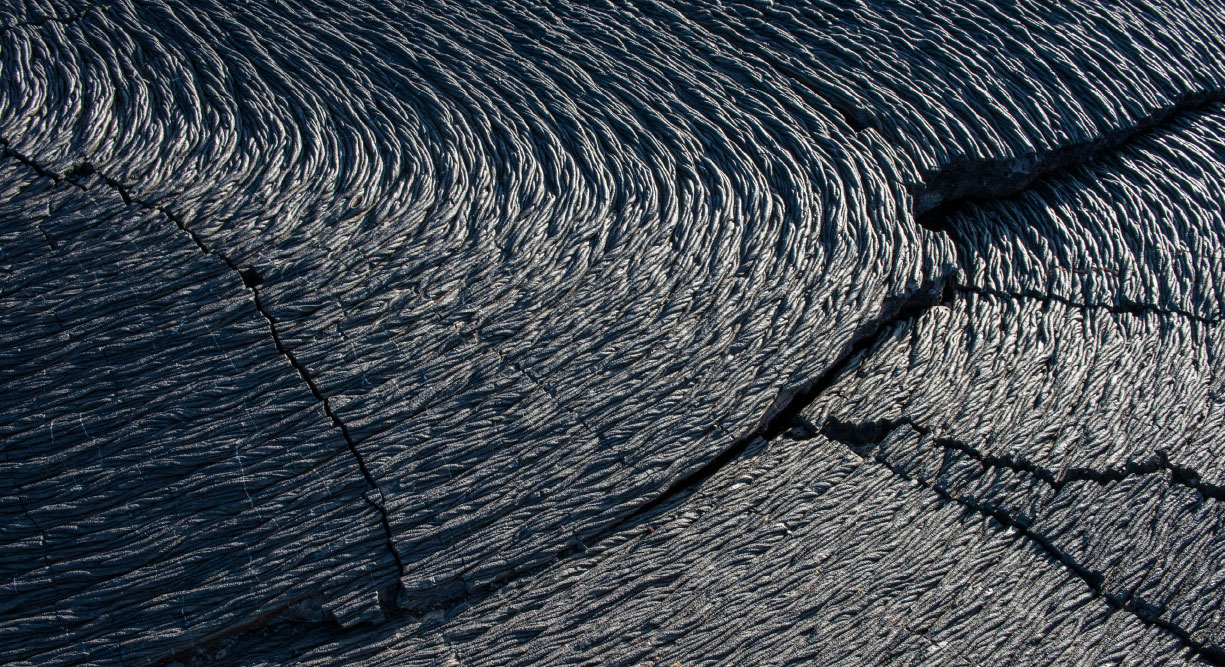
[3,0,1225,665]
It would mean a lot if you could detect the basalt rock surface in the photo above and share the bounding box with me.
[4,0,1225,665]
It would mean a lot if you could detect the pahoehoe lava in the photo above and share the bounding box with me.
[5,0,1225,665]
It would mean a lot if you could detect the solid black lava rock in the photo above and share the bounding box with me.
[3,0,1225,664]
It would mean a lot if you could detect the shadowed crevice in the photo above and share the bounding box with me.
[817,416,1225,665]
[821,416,1225,501]
[914,92,1225,231]
[954,283,1219,326]
[392,277,957,617]
[195,276,958,650]
[606,277,955,536]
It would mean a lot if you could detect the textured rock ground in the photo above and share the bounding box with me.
[3,0,1225,664]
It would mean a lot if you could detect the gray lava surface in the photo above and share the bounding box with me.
[4,0,1225,664]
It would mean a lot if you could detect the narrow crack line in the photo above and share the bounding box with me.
[245,288,407,584]
[818,422,1225,665]
[940,434,1225,501]
[955,283,1218,326]
[373,279,957,619]
[913,90,1225,227]
[607,278,953,529]
[478,331,607,452]
[822,415,1225,502]
[449,335,619,585]
[753,278,955,442]
[0,142,406,587]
